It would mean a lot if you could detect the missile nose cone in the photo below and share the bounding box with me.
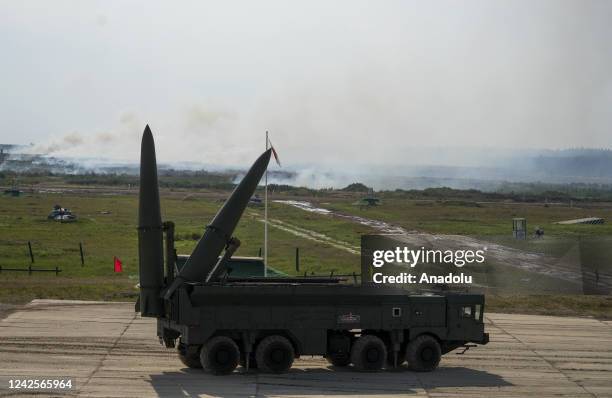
[139,126,161,228]
[141,126,154,155]
[260,148,273,166]
[248,149,273,179]
[141,125,154,148]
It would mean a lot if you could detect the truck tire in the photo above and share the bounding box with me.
[200,336,240,375]
[405,335,441,372]
[350,335,387,372]
[177,343,202,369]
[326,353,351,367]
[255,335,295,373]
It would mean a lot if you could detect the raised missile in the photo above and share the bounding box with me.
[137,125,165,317]
[164,148,272,298]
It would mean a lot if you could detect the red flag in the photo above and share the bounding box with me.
[113,256,123,273]
[270,144,281,167]
[266,135,281,167]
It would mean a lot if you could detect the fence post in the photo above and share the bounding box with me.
[28,241,34,263]
[295,247,300,272]
[79,242,85,266]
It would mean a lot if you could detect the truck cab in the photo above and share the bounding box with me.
[446,294,489,345]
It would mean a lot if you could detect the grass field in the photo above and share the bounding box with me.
[324,197,612,237]
[0,187,610,319]
[323,197,612,277]
[0,190,367,304]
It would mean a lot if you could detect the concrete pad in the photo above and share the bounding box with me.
[0,300,610,397]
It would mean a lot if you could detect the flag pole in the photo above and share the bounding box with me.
[264,131,268,277]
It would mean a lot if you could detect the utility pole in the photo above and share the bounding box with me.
[264,131,269,277]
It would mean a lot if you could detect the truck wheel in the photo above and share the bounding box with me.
[256,335,295,373]
[200,336,240,375]
[326,353,351,367]
[350,335,387,372]
[405,335,441,372]
[177,343,202,369]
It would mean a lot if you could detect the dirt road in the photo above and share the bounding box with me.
[275,200,612,292]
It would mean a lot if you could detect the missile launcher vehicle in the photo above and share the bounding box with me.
[136,126,489,374]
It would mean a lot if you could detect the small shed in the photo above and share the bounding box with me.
[513,218,527,240]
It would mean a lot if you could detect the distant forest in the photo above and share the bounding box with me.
[532,148,612,178]
[3,147,612,200]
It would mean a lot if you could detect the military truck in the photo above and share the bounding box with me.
[136,126,488,375]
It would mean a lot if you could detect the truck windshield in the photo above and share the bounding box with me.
[475,304,482,321]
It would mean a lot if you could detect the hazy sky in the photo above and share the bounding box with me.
[1,0,611,166]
